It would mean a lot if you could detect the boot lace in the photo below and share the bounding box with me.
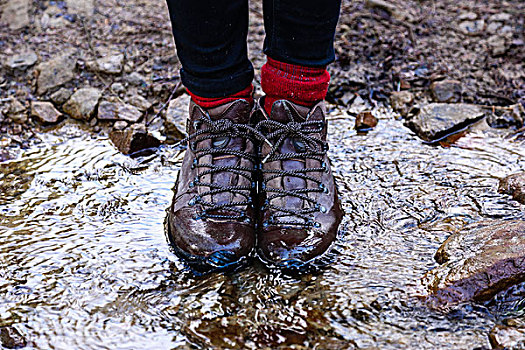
[256,116,329,228]
[182,115,267,222]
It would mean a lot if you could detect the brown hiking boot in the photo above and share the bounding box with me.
[165,99,260,274]
[255,99,343,272]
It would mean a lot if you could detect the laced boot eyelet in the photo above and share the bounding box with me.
[189,196,200,206]
[321,161,328,173]
[191,159,198,169]
[319,183,329,194]
[322,143,329,151]
[193,120,202,130]
[313,222,321,228]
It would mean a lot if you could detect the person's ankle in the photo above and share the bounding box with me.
[187,84,254,109]
[261,57,329,116]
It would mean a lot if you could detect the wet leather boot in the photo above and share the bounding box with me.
[255,99,343,272]
[165,99,259,274]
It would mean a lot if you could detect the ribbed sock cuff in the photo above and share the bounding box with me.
[187,84,254,109]
[261,57,330,115]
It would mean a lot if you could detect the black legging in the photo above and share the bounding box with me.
[166,0,341,98]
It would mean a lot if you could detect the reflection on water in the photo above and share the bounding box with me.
[1,109,524,349]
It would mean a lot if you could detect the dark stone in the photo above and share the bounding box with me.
[355,111,378,132]
[499,172,525,204]
[430,80,462,103]
[0,326,27,349]
[422,220,525,308]
[405,103,485,142]
[109,123,160,155]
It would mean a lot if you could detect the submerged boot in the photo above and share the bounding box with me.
[165,99,259,273]
[255,99,343,272]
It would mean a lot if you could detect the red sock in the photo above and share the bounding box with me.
[261,57,330,115]
[187,84,254,109]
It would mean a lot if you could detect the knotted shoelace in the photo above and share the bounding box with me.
[181,116,268,222]
[256,117,329,228]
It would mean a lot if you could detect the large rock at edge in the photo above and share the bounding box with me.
[405,103,485,142]
[422,220,525,308]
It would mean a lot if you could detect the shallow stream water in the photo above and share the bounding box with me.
[1,108,524,349]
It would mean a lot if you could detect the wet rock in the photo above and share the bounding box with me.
[63,88,102,120]
[36,51,77,95]
[126,94,152,112]
[422,220,525,308]
[50,88,72,106]
[6,51,38,71]
[8,99,26,115]
[97,101,118,121]
[487,104,524,129]
[125,72,147,86]
[489,13,512,22]
[109,123,160,155]
[164,94,189,141]
[0,325,27,349]
[31,101,63,124]
[459,20,485,35]
[111,82,125,94]
[113,120,128,131]
[487,22,502,34]
[355,111,378,132]
[1,0,30,30]
[7,99,27,124]
[487,35,507,56]
[87,54,124,75]
[430,80,462,103]
[390,91,414,117]
[489,319,525,350]
[66,0,94,16]
[499,172,525,204]
[117,103,142,123]
[365,0,398,17]
[405,103,485,142]
[97,101,142,122]
[0,149,14,162]
[458,12,477,21]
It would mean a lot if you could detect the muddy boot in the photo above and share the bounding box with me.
[255,99,343,272]
[165,99,259,274]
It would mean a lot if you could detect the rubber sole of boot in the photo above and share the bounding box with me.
[256,241,338,276]
[164,211,251,275]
